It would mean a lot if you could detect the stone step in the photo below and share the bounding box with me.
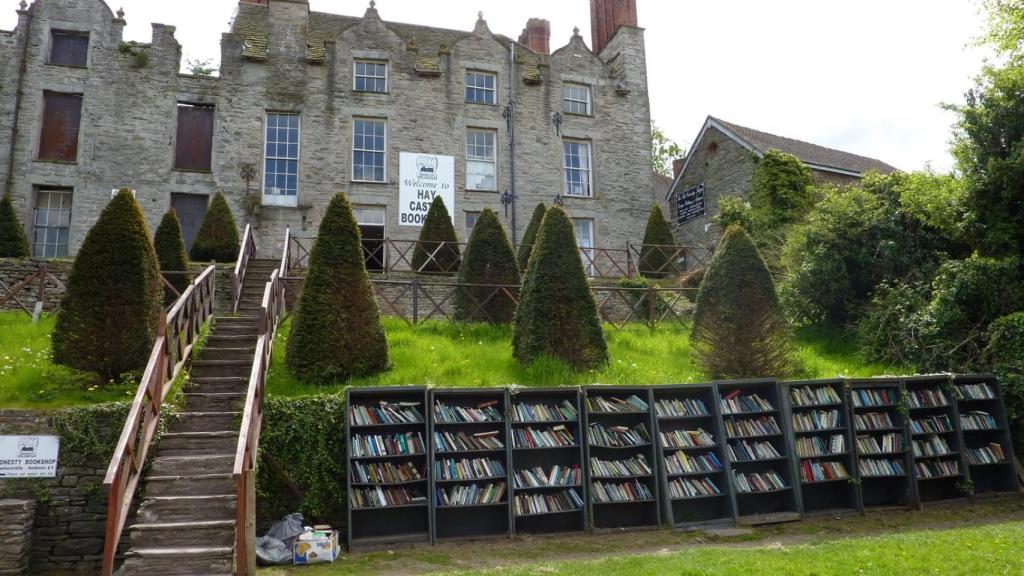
[150,453,234,477]
[170,412,240,434]
[214,317,260,328]
[137,494,236,524]
[205,334,257,347]
[190,360,254,379]
[128,520,235,549]
[201,347,256,363]
[184,392,246,413]
[187,377,248,395]
[211,326,260,338]
[158,431,238,456]
[145,473,235,497]
[117,546,233,576]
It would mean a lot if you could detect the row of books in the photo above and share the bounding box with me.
[590,455,652,477]
[587,395,649,413]
[956,383,996,400]
[660,428,715,449]
[655,397,709,418]
[514,489,584,516]
[793,410,842,432]
[591,480,653,502]
[907,388,949,409]
[720,392,775,414]
[858,458,905,477]
[734,471,787,493]
[916,460,960,479]
[801,460,849,483]
[352,432,425,458]
[854,412,896,431]
[960,411,998,431]
[727,440,781,462]
[851,388,899,408]
[665,450,722,475]
[511,401,577,422]
[912,436,953,458]
[435,483,507,507]
[668,476,721,499]
[434,458,506,482]
[588,423,650,448]
[795,435,846,458]
[724,416,781,438]
[966,444,1007,465]
[512,426,576,449]
[434,401,503,424]
[911,414,953,435]
[856,433,902,455]
[513,465,582,489]
[433,430,504,453]
[790,386,842,407]
[352,460,423,485]
[350,402,424,426]
[351,486,426,509]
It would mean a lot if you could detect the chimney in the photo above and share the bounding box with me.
[518,18,551,54]
[240,0,269,4]
[672,158,685,179]
[590,0,637,54]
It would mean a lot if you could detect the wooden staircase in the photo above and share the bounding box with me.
[116,260,279,576]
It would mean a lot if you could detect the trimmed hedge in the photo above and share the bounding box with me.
[154,210,191,305]
[639,204,677,278]
[513,206,608,369]
[517,202,547,272]
[412,197,460,274]
[190,193,240,263]
[0,193,29,258]
[455,208,521,323]
[286,193,390,384]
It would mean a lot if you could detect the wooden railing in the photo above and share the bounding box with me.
[232,224,257,314]
[101,265,217,576]
[0,261,66,318]
[233,267,286,576]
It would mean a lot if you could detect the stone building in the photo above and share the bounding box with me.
[666,115,898,248]
[0,0,657,266]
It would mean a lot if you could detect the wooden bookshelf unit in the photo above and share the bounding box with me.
[904,375,968,505]
[849,379,914,509]
[953,375,1020,497]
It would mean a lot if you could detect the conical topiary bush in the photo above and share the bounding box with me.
[411,196,460,274]
[456,208,521,323]
[517,202,546,272]
[52,189,162,381]
[690,224,796,379]
[286,193,390,384]
[639,204,678,278]
[154,210,192,305]
[513,206,608,369]
[190,193,240,263]
[0,193,30,258]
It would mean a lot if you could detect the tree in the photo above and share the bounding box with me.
[52,189,162,381]
[286,193,390,384]
[186,58,216,77]
[638,204,677,278]
[983,312,1024,453]
[0,193,30,258]
[691,224,796,379]
[513,206,608,369]
[411,196,460,274]
[154,210,191,305]
[190,193,240,263]
[749,150,816,230]
[651,120,684,178]
[517,202,546,272]
[455,209,521,323]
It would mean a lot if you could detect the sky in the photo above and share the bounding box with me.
[1,0,990,172]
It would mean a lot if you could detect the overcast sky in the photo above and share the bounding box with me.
[2,0,989,171]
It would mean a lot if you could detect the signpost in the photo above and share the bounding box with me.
[0,435,59,478]
[399,152,455,227]
[676,183,706,225]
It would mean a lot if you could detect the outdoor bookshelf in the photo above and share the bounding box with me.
[849,379,914,509]
[509,388,586,535]
[953,375,1019,497]
[652,385,735,528]
[346,386,432,549]
[583,386,660,531]
[783,379,860,515]
[717,379,801,524]
[430,389,512,541]
[904,375,968,505]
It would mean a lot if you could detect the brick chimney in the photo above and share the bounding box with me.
[518,18,551,54]
[672,158,685,179]
[590,0,637,54]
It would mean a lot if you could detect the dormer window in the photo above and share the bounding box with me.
[50,30,89,67]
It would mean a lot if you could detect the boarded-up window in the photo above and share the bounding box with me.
[174,103,215,171]
[38,92,83,163]
[50,31,89,67]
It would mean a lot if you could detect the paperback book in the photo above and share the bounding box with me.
[591,479,653,502]
[668,476,721,499]
[664,450,722,475]
[433,430,505,453]
[434,401,503,424]
[795,434,845,458]
[911,414,953,435]
[654,397,709,418]
[733,470,787,493]
[349,402,424,426]
[589,454,652,478]
[513,465,582,489]
[586,395,649,413]
[514,489,584,516]
[512,400,578,422]
[720,392,775,414]
[727,440,782,462]
[513,425,576,449]
[351,460,423,484]
[588,422,650,448]
[351,432,426,458]
[724,416,781,438]
[659,428,715,449]
[350,486,426,509]
[434,458,506,481]
[851,388,900,408]
[435,483,507,507]
[790,386,842,407]
[792,410,842,432]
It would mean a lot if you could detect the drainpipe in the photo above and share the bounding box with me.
[508,42,518,244]
[5,3,33,198]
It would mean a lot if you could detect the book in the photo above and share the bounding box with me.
[351,432,425,458]
[351,460,423,484]
[790,386,842,407]
[853,412,896,431]
[911,414,953,435]
[349,402,424,426]
[956,383,997,401]
[512,426,576,449]
[723,415,781,438]
[858,458,905,477]
[434,458,506,481]
[907,388,949,409]
[801,460,849,483]
[591,479,653,502]
[733,470,787,493]
[512,400,578,422]
[851,388,899,408]
[589,454,652,477]
[668,476,721,499]
[350,486,427,509]
[588,422,650,448]
[435,482,507,506]
[915,459,961,479]
[664,450,722,475]
[720,393,775,415]
[792,410,842,432]
[433,401,503,424]
[856,433,902,455]
[727,439,782,462]
[513,465,582,489]
[795,434,845,458]
[912,435,953,458]
[959,411,998,431]
[654,397,709,418]
[659,428,715,449]
[586,394,649,413]
[514,489,584,516]
[433,430,505,452]
[966,443,1006,465]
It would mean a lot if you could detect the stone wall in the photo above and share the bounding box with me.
[0,259,71,313]
[0,500,36,576]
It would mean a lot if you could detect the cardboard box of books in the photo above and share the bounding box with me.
[292,526,340,565]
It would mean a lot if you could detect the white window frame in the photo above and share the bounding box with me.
[353,60,388,93]
[262,112,301,207]
[562,139,593,198]
[352,117,388,183]
[573,218,595,277]
[466,128,497,191]
[465,71,497,105]
[32,188,73,259]
[563,83,592,115]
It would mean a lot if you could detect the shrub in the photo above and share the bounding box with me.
[286,193,390,384]
[983,313,1024,454]
[749,149,816,230]
[154,210,191,305]
[691,224,796,379]
[455,209,521,323]
[0,193,30,258]
[411,197,460,274]
[513,206,608,369]
[857,280,932,368]
[638,204,678,278]
[190,193,240,263]
[678,268,705,303]
[52,189,162,380]
[715,196,752,233]
[517,202,547,272]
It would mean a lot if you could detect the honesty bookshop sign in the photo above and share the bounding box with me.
[399,152,455,227]
[676,183,706,225]
[0,435,60,478]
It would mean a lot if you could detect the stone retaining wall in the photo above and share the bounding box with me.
[0,499,35,576]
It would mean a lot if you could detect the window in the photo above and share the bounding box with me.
[354,205,386,272]
[563,83,592,115]
[354,60,388,93]
[573,218,595,276]
[465,71,496,104]
[50,31,89,67]
[263,112,300,207]
[466,129,497,191]
[353,118,386,182]
[174,103,214,172]
[32,188,72,258]
[563,140,592,197]
[38,92,83,163]
[465,211,481,235]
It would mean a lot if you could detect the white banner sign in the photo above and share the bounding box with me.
[399,152,455,227]
[0,435,60,478]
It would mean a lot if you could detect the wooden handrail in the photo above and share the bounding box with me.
[101,265,217,576]
[279,227,290,278]
[232,224,257,314]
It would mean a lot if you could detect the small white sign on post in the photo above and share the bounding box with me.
[0,435,60,478]
[398,152,455,227]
